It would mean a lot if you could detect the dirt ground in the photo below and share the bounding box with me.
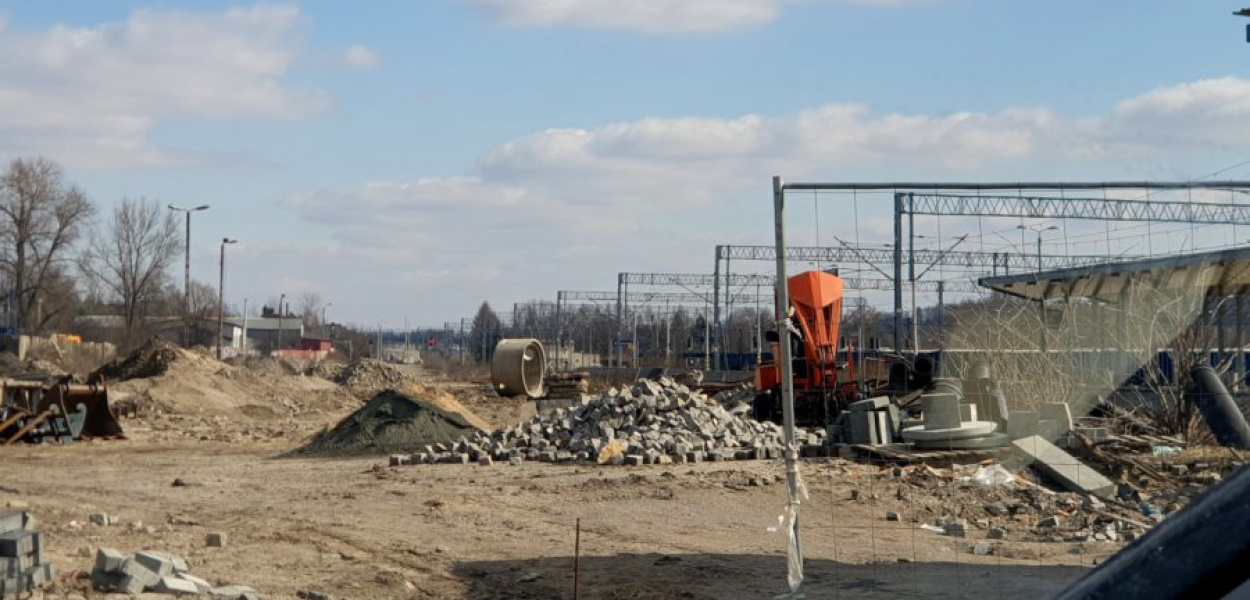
[2,436,1097,600]
[0,351,1103,599]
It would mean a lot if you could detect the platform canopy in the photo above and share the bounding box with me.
[977,246,1250,303]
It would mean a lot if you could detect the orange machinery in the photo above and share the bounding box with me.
[754,270,859,425]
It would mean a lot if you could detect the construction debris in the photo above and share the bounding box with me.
[393,377,823,466]
[0,510,51,600]
[91,547,260,599]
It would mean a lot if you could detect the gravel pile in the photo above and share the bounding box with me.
[392,377,825,466]
[290,389,481,457]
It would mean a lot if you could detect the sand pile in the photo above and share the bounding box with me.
[291,389,483,457]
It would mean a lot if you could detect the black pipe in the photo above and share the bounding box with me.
[1050,464,1250,600]
[1190,365,1250,449]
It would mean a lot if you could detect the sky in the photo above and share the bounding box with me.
[3,1,1250,328]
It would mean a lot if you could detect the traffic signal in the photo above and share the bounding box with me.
[427,337,436,348]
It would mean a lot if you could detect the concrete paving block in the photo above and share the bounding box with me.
[0,530,34,557]
[176,572,214,593]
[508,456,523,466]
[624,455,644,466]
[1012,435,1115,500]
[93,545,125,575]
[0,576,24,598]
[922,393,962,430]
[25,562,52,587]
[1006,411,1039,440]
[118,574,149,595]
[0,512,23,536]
[135,550,175,577]
[156,575,200,594]
[388,454,408,467]
[120,557,160,587]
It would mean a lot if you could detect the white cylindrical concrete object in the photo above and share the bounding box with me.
[490,338,546,398]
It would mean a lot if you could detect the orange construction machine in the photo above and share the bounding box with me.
[754,270,860,425]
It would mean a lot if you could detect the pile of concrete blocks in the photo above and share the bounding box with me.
[535,371,590,415]
[91,548,260,599]
[392,377,824,466]
[1,510,53,599]
[829,397,900,445]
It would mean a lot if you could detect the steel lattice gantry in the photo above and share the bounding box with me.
[711,245,1005,343]
[766,178,1250,599]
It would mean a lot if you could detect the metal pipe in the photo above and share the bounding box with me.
[782,180,1250,191]
[893,192,904,351]
[772,175,803,595]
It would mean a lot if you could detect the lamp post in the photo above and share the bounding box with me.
[168,204,210,345]
[1017,224,1061,353]
[1017,224,1061,272]
[277,292,286,352]
[217,238,237,360]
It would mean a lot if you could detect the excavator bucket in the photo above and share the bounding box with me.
[0,375,123,444]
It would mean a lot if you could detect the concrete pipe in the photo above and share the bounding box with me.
[1190,365,1250,449]
[491,338,546,398]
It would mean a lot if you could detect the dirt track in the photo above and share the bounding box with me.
[2,431,1095,600]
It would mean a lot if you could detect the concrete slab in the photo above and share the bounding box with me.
[1007,410,1039,440]
[922,393,961,430]
[849,396,890,412]
[95,547,126,573]
[1039,402,1074,440]
[1012,435,1115,500]
[902,421,997,442]
[848,410,882,444]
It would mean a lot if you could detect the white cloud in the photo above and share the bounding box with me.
[276,76,1250,320]
[455,0,924,34]
[0,4,331,169]
[344,44,379,68]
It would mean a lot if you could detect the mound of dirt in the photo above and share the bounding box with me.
[332,359,412,395]
[290,389,483,457]
[92,338,182,382]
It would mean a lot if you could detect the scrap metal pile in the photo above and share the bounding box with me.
[0,376,122,445]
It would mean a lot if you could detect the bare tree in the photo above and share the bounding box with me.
[298,291,323,329]
[470,301,501,363]
[80,198,182,333]
[0,157,96,332]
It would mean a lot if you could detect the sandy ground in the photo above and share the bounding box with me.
[2,429,1097,600]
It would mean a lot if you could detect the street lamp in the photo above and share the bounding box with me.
[1017,224,1062,272]
[217,238,237,360]
[168,203,210,346]
[277,292,286,351]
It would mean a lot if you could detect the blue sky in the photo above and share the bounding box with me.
[2,1,1250,327]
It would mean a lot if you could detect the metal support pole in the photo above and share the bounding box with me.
[555,292,564,370]
[937,281,945,329]
[893,193,904,351]
[713,245,722,365]
[909,206,917,354]
[771,175,803,595]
